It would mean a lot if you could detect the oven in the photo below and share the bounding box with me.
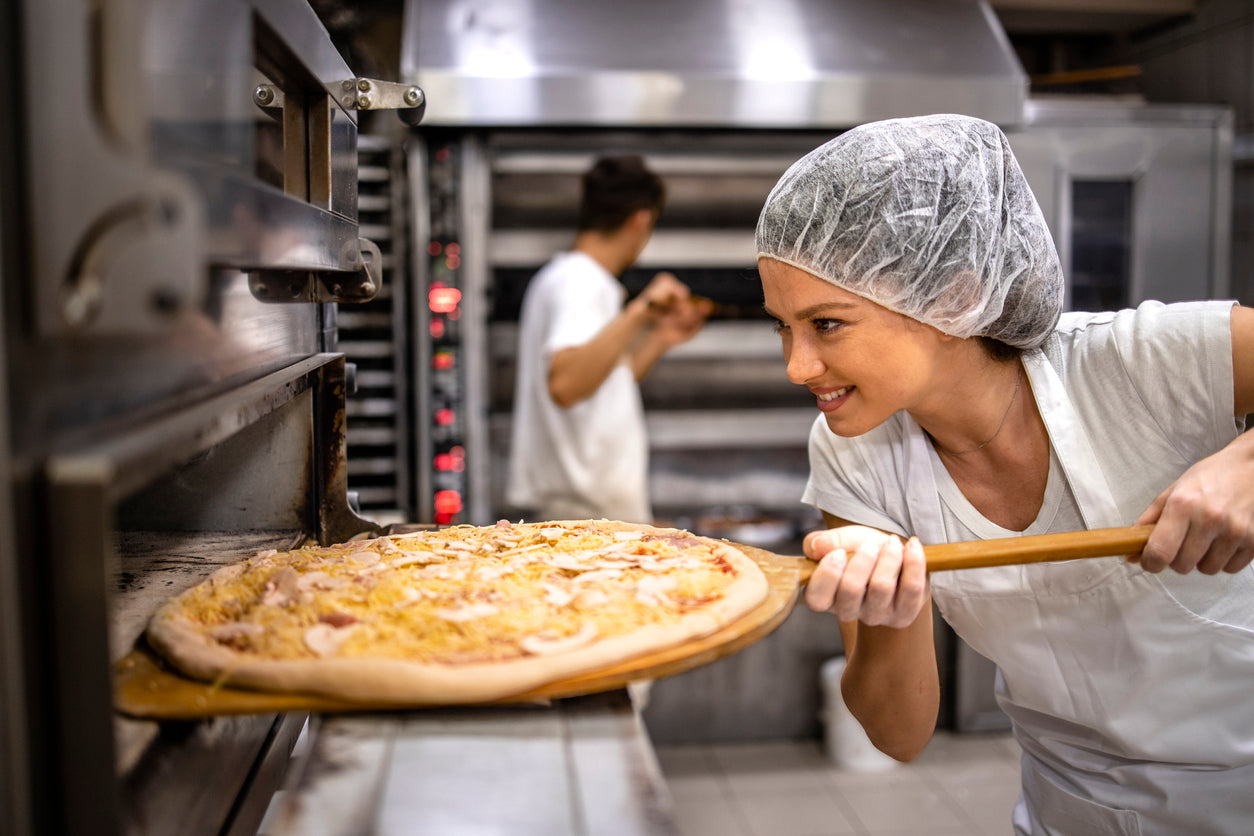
[0,0,423,832]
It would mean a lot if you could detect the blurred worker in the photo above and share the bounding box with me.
[507,154,712,523]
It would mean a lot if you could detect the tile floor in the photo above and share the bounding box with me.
[654,731,1023,836]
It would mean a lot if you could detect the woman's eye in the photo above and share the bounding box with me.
[813,318,843,334]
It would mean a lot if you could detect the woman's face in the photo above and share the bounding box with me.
[759,257,950,437]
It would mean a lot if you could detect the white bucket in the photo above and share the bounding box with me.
[820,656,900,772]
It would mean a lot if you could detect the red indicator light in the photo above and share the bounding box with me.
[434,408,455,426]
[433,352,455,370]
[435,147,451,162]
[435,489,463,516]
[446,242,461,256]
[427,241,442,256]
[429,318,446,339]
[435,453,455,471]
[446,255,461,270]
[429,286,462,314]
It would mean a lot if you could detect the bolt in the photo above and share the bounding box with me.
[342,79,357,92]
[357,94,371,109]
[357,78,372,92]
[342,95,356,110]
[362,281,376,295]
[254,85,274,106]
[332,283,343,296]
[404,87,421,106]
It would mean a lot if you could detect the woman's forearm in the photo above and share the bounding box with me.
[839,605,939,761]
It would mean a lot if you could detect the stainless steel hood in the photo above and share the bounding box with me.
[400,0,1028,128]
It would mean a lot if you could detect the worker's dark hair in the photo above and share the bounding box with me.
[577,155,666,233]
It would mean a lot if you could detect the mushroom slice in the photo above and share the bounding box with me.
[519,622,599,656]
[346,550,380,565]
[575,588,610,608]
[571,568,623,585]
[542,582,576,608]
[303,623,356,657]
[261,567,300,607]
[297,570,350,593]
[635,575,678,607]
[433,602,500,622]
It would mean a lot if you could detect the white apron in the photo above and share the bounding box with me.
[914,350,1254,835]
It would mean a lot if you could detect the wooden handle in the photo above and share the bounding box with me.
[924,525,1152,572]
[791,525,1153,582]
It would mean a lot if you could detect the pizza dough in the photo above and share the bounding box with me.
[145,519,769,705]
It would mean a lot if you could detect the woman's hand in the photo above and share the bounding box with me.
[1133,430,1254,575]
[802,525,929,628]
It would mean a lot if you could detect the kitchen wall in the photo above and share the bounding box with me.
[1124,0,1254,305]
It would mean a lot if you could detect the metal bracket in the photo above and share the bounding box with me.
[336,78,426,125]
[248,237,382,303]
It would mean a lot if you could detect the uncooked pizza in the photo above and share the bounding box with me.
[145,519,769,705]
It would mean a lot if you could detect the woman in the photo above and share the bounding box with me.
[756,114,1254,834]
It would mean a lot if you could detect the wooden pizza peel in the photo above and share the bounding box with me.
[112,526,1152,719]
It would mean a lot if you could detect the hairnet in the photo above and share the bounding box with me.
[755,114,1063,349]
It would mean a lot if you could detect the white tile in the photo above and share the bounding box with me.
[912,731,1018,768]
[938,781,1022,836]
[730,788,861,836]
[670,796,753,836]
[822,760,932,794]
[709,740,832,769]
[665,770,729,801]
[834,783,968,832]
[713,740,836,795]
[655,743,718,774]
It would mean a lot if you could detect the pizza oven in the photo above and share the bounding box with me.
[0,1,425,833]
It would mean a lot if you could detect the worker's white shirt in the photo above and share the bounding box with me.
[804,301,1254,835]
[506,251,650,523]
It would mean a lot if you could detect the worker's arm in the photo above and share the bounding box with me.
[807,512,939,761]
[629,295,714,381]
[547,272,690,408]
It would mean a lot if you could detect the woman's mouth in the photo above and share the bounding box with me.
[813,385,853,413]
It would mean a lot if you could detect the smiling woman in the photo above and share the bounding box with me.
[754,113,1254,835]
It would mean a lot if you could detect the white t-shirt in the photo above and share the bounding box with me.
[803,301,1254,832]
[506,251,650,523]
[803,301,1242,541]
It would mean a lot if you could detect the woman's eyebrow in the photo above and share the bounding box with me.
[762,301,859,320]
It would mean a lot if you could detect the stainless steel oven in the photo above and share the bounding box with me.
[0,0,421,832]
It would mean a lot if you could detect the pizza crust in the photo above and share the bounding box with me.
[145,521,769,705]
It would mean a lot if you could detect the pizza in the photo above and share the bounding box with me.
[145,519,769,705]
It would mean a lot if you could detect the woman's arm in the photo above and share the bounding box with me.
[1133,304,1254,574]
[805,512,939,761]
[1233,304,1254,417]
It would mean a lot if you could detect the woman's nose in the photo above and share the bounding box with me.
[785,336,824,384]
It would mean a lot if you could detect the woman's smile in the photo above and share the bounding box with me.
[812,384,854,412]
